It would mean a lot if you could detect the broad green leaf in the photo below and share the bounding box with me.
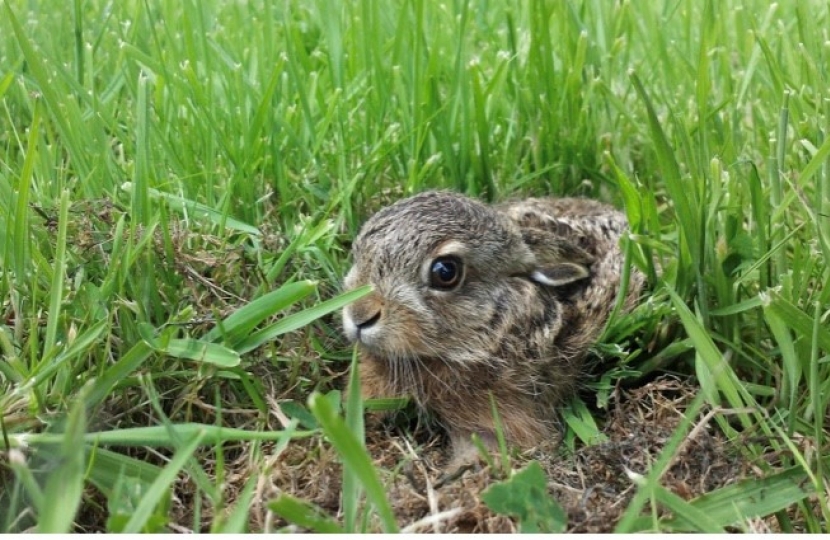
[481,461,567,533]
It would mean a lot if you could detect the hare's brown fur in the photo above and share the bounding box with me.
[342,191,644,459]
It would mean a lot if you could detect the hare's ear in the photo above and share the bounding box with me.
[519,227,595,265]
[530,262,590,287]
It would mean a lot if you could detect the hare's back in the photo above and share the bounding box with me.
[497,197,629,240]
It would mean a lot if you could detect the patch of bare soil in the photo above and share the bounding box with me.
[256,375,754,533]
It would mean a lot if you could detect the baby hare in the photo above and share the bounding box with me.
[342,191,643,461]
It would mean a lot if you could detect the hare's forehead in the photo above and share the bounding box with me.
[354,227,444,267]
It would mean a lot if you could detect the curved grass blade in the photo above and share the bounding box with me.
[138,323,240,367]
[205,280,317,344]
[236,285,372,354]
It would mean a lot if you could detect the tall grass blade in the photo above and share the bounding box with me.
[308,391,398,533]
[122,430,206,533]
[37,390,87,533]
[667,287,749,424]
[342,347,364,532]
[11,99,40,283]
[44,189,71,355]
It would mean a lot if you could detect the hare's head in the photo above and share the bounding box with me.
[341,191,588,366]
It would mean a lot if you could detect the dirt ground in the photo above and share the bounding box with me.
[247,375,756,533]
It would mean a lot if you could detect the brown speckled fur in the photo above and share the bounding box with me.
[342,191,644,460]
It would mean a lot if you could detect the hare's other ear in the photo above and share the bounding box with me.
[530,262,590,287]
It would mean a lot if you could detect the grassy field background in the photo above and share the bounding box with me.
[1,0,829,532]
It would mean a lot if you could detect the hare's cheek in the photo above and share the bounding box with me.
[378,305,435,356]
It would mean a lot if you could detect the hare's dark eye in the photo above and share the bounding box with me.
[429,256,463,289]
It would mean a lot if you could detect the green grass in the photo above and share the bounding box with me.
[1,0,829,533]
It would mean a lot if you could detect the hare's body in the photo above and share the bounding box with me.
[342,191,643,458]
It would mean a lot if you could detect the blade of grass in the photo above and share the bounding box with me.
[215,419,300,533]
[638,479,724,533]
[37,388,88,533]
[137,322,240,367]
[16,319,108,395]
[121,182,261,236]
[10,98,40,283]
[3,2,92,180]
[562,397,609,447]
[205,280,317,344]
[342,346,364,532]
[762,291,830,353]
[131,72,151,226]
[85,340,154,409]
[44,189,70,356]
[11,422,311,448]
[122,430,205,533]
[85,447,164,499]
[629,460,819,531]
[614,390,708,532]
[268,495,344,533]
[666,287,750,426]
[308,391,398,533]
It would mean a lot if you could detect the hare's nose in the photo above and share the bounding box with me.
[355,309,381,338]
